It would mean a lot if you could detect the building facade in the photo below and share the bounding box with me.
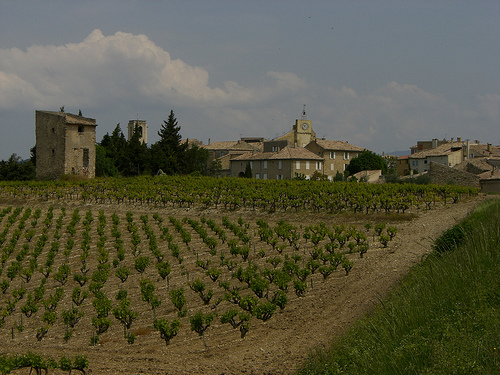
[305,139,365,177]
[230,145,324,180]
[35,110,98,179]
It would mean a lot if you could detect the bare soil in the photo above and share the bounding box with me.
[0,196,484,374]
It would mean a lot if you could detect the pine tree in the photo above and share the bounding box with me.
[151,110,187,175]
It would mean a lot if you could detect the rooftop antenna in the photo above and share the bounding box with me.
[301,104,307,120]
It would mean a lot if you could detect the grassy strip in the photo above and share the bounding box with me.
[297,198,500,374]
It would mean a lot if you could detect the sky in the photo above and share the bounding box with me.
[0,0,499,160]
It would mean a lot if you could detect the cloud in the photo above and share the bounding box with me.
[310,81,494,153]
[0,29,300,110]
[0,29,497,160]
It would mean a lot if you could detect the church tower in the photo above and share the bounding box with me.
[128,119,148,144]
[293,105,314,147]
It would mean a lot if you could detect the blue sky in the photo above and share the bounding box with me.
[1,0,499,160]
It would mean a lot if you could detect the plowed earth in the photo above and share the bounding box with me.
[0,196,483,374]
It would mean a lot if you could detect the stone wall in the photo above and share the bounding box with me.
[428,161,480,187]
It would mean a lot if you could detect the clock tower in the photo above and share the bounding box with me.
[293,105,314,147]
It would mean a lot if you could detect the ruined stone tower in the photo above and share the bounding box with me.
[35,110,98,179]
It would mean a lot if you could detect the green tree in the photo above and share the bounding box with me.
[183,142,209,175]
[151,110,187,175]
[124,125,150,176]
[244,162,252,178]
[345,150,388,176]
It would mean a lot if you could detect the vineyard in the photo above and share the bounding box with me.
[0,177,480,374]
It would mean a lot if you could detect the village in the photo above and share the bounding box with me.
[33,108,500,193]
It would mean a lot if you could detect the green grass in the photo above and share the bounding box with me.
[297,198,500,375]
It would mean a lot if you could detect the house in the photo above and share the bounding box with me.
[396,155,410,176]
[203,140,263,176]
[305,139,365,177]
[35,110,98,179]
[408,141,464,174]
[230,143,324,180]
[410,138,455,154]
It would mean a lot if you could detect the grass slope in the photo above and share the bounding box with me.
[297,198,500,375]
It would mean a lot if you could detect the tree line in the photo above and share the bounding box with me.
[0,110,217,180]
[96,110,216,177]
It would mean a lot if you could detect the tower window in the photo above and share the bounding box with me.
[83,148,89,167]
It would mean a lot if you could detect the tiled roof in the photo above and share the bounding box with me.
[232,146,323,161]
[203,140,260,151]
[409,142,463,159]
[469,144,500,157]
[312,139,365,152]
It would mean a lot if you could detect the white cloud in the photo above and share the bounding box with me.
[0,29,497,160]
[0,29,299,110]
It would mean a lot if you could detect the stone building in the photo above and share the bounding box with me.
[275,115,316,147]
[230,143,324,180]
[127,119,148,144]
[35,110,98,179]
[305,139,365,176]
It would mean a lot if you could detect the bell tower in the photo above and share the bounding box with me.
[293,105,313,147]
[128,119,148,144]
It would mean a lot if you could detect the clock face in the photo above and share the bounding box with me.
[302,123,308,130]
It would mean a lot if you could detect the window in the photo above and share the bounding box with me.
[83,148,89,167]
[278,160,282,170]
[255,173,260,179]
[296,161,300,169]
[276,175,283,180]
[330,163,334,171]
[272,146,278,152]
[306,161,310,170]
[249,161,253,169]
[263,161,268,169]
[343,164,346,171]
[343,152,349,160]
[78,125,84,133]
[330,151,335,159]
[328,176,333,181]
[263,173,268,180]
[316,161,322,170]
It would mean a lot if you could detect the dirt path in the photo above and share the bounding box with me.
[1,196,484,374]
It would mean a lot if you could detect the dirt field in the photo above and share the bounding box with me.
[0,196,483,374]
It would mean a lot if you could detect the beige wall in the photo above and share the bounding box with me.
[36,111,97,179]
[306,143,359,177]
[231,158,328,180]
[64,124,97,178]
[36,111,67,179]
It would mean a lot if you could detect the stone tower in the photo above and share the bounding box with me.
[35,110,98,179]
[128,119,148,144]
[275,106,316,147]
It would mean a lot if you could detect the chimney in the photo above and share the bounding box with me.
[457,137,461,143]
[487,143,492,152]
[432,139,438,149]
[208,138,211,145]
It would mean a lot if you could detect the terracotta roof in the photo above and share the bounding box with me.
[409,142,463,159]
[232,146,323,161]
[310,139,365,152]
[203,140,260,151]
[468,144,500,157]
